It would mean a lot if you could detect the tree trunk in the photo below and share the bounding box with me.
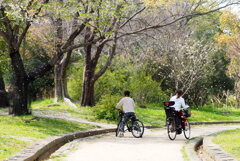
[80,34,117,106]
[54,51,72,102]
[0,72,9,107]
[54,63,63,102]
[81,61,96,106]
[10,50,30,115]
[0,1,86,115]
[62,52,71,99]
[236,80,240,109]
[54,8,64,103]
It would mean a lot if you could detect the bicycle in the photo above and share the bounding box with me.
[163,101,191,140]
[116,110,144,138]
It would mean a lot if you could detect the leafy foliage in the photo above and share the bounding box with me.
[68,56,168,105]
[128,72,168,104]
[67,59,84,100]
[94,95,121,121]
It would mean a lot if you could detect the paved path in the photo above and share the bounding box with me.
[33,109,115,128]
[49,124,240,161]
[1,108,115,128]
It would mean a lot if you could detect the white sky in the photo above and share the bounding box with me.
[224,3,240,17]
[228,5,240,15]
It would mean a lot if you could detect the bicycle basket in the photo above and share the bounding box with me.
[164,107,177,118]
[183,109,191,117]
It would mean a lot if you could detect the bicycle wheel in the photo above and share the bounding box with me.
[116,121,122,137]
[183,120,191,139]
[167,118,177,140]
[131,120,144,138]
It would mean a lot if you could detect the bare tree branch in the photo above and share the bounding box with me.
[117,2,240,39]
[120,7,146,29]
[61,20,88,50]
[0,7,13,41]
[93,33,117,82]
[17,0,50,48]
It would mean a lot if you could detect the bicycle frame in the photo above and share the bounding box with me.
[116,110,144,138]
[117,111,135,132]
[164,102,191,140]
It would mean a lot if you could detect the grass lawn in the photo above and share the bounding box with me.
[212,128,240,159]
[136,105,240,126]
[31,99,97,121]
[31,99,240,127]
[0,115,97,161]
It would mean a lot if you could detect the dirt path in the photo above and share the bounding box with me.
[49,124,240,161]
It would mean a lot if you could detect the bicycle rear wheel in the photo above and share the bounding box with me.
[167,118,177,140]
[131,120,144,138]
[183,120,191,139]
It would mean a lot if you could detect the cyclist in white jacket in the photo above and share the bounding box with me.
[170,90,189,132]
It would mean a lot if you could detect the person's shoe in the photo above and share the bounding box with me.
[176,128,182,134]
[166,120,170,125]
[119,132,124,137]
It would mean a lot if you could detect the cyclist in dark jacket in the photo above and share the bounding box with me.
[116,91,136,137]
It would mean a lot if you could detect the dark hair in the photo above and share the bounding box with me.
[124,91,130,96]
[176,89,183,97]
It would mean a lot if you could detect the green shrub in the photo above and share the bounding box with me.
[129,72,168,104]
[67,61,84,100]
[94,56,130,102]
[67,56,169,105]
[94,95,121,121]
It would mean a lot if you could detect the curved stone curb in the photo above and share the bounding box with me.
[185,129,239,161]
[6,128,115,161]
[182,122,240,161]
[190,121,240,125]
[202,133,238,161]
[185,137,203,161]
[145,125,160,129]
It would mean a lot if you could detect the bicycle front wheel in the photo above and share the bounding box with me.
[183,120,191,139]
[131,120,144,138]
[116,122,122,137]
[167,118,177,140]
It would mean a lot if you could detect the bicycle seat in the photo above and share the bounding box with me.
[163,101,175,107]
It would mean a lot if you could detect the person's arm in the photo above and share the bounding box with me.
[116,98,123,109]
[181,98,189,109]
[170,96,176,101]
